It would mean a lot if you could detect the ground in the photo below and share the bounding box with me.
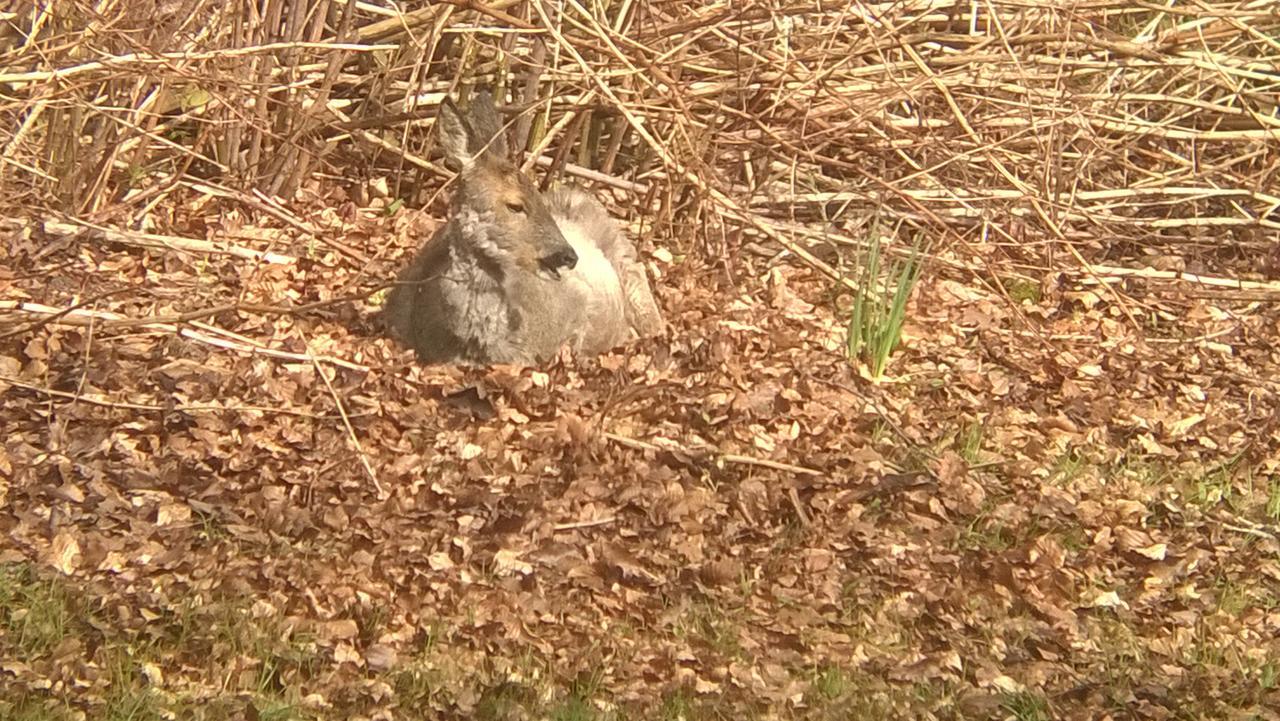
[2,194,1279,720]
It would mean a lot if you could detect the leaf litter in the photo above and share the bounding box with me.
[2,193,1279,720]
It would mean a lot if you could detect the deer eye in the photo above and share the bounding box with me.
[505,200,525,213]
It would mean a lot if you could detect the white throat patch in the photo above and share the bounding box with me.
[555,216,623,299]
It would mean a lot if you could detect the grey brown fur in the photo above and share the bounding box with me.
[384,90,663,365]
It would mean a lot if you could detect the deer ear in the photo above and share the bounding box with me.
[437,97,480,171]
[465,90,509,160]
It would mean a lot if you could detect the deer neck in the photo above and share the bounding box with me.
[439,217,522,356]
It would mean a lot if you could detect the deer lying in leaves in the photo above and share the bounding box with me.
[385,90,663,364]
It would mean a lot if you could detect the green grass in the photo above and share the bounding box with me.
[959,519,1018,552]
[1089,615,1146,682]
[194,508,232,543]
[1003,277,1042,304]
[1048,449,1088,484]
[392,662,446,709]
[1000,690,1052,721]
[0,565,83,721]
[801,670,964,721]
[1130,452,1280,527]
[473,675,606,721]
[672,600,744,660]
[4,448,1278,720]
[811,664,852,701]
[1266,475,1280,522]
[1260,661,1278,691]
[956,419,985,464]
[956,497,1048,553]
[548,694,601,721]
[1120,456,1174,487]
[474,682,530,721]
[0,699,77,721]
[103,689,166,721]
[0,563,326,721]
[1214,574,1254,617]
[1190,463,1238,509]
[0,564,79,657]
[658,691,697,721]
[1056,525,1090,553]
[657,691,750,721]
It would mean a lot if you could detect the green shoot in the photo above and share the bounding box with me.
[846,228,924,379]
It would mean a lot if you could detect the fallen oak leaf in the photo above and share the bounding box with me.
[1088,590,1129,611]
[1135,543,1169,561]
[47,531,80,575]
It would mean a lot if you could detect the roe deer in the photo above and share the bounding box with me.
[384,90,663,365]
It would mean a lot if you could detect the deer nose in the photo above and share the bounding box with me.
[540,246,578,275]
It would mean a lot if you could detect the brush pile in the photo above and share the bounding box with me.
[4,1,1278,284]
